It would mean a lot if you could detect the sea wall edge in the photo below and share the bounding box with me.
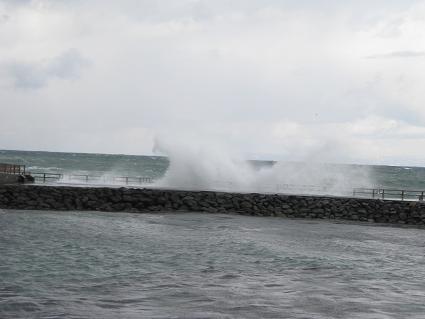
[1,185,425,226]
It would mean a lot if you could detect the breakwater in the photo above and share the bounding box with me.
[1,185,425,226]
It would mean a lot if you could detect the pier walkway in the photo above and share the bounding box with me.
[28,172,425,202]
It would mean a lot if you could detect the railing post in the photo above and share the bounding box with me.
[86,175,89,183]
[401,190,405,201]
[43,173,46,183]
[372,189,375,199]
[382,189,385,200]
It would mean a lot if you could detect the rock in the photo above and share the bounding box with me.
[240,201,252,209]
[0,184,424,226]
[399,212,407,220]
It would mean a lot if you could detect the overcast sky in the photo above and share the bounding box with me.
[1,0,425,165]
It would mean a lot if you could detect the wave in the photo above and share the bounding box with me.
[152,138,374,196]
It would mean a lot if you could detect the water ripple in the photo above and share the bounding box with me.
[2,210,425,318]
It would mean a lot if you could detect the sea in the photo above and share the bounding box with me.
[1,211,425,319]
[2,149,425,190]
[2,149,425,318]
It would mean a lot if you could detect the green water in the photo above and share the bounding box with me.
[1,149,425,190]
[0,150,168,179]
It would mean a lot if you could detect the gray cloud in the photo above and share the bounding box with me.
[366,51,425,59]
[5,49,90,89]
[0,0,425,165]
[0,14,8,23]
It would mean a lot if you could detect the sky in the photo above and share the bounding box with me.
[1,0,425,165]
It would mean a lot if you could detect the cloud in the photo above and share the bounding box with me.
[366,51,425,59]
[2,49,90,89]
[0,0,425,165]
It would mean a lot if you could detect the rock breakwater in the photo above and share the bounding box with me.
[1,185,425,226]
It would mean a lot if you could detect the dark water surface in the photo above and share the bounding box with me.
[1,210,425,318]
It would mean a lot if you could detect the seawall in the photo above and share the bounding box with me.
[1,185,425,226]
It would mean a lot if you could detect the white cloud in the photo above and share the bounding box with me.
[366,51,425,59]
[0,0,425,165]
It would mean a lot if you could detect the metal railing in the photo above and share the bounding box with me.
[353,188,425,201]
[31,173,63,183]
[0,163,26,175]
[31,172,153,185]
[275,183,330,193]
[112,176,153,185]
[68,174,102,183]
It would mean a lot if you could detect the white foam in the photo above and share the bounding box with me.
[152,137,374,196]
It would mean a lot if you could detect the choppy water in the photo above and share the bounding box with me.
[0,149,168,179]
[2,149,425,190]
[1,210,425,318]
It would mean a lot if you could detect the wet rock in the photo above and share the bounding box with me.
[0,184,425,226]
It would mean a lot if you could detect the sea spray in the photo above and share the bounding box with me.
[153,137,374,195]
[253,162,374,195]
[153,137,255,191]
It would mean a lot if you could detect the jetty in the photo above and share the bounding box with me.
[2,162,425,226]
[1,184,425,227]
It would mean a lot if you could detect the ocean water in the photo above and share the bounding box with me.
[0,150,168,180]
[2,149,425,191]
[1,210,425,319]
